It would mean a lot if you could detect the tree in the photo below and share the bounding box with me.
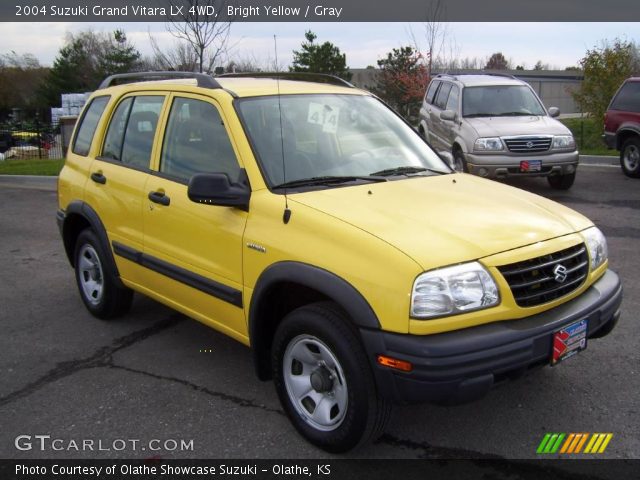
[0,52,48,120]
[485,52,509,70]
[572,39,640,119]
[290,31,352,81]
[533,60,548,71]
[374,46,429,120]
[39,30,141,107]
[164,0,232,73]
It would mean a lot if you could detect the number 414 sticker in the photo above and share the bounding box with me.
[307,103,340,133]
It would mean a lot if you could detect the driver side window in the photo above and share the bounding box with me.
[160,97,240,183]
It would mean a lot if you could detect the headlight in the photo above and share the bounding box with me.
[474,137,504,152]
[411,262,500,319]
[582,227,608,270]
[552,135,576,150]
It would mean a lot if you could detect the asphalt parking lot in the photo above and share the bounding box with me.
[0,164,638,461]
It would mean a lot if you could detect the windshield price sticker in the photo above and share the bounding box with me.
[307,102,340,133]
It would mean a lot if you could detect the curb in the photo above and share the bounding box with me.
[0,175,57,191]
[579,155,618,166]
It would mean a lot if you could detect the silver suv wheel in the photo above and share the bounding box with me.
[282,334,348,432]
[623,143,639,172]
[77,244,104,306]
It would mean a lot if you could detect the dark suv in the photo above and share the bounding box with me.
[604,77,640,177]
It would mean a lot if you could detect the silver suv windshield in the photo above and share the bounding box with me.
[237,94,450,188]
[462,85,547,118]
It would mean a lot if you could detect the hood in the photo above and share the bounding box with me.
[467,115,571,138]
[290,174,592,270]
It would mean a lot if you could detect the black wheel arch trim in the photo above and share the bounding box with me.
[59,201,126,289]
[249,261,381,380]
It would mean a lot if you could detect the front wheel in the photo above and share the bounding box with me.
[272,302,391,453]
[547,172,576,190]
[453,149,468,173]
[620,137,640,178]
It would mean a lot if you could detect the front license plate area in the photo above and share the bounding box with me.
[520,160,542,172]
[552,319,588,365]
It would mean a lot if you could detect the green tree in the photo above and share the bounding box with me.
[0,52,48,120]
[39,30,141,108]
[572,39,640,120]
[374,46,429,120]
[290,31,352,81]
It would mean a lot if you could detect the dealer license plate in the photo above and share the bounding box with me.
[551,319,588,365]
[520,160,542,172]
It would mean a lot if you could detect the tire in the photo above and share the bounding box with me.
[620,137,640,178]
[272,302,391,453]
[74,229,133,320]
[453,149,468,173]
[547,172,576,190]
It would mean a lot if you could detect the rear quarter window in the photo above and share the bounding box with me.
[72,96,110,157]
[610,81,640,112]
[425,80,441,104]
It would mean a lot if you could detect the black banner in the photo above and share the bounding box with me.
[3,0,640,22]
[1,459,639,480]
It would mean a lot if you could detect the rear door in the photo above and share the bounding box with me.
[421,80,441,142]
[430,82,453,150]
[141,93,249,340]
[84,93,167,284]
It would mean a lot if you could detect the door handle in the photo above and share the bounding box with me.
[148,190,170,206]
[90,172,106,184]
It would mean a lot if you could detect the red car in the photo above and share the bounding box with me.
[604,77,640,177]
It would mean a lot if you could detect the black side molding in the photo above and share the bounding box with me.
[112,241,243,308]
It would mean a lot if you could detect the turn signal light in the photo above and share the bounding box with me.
[376,355,413,372]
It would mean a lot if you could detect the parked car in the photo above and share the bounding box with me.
[57,71,621,452]
[603,77,640,177]
[419,73,579,189]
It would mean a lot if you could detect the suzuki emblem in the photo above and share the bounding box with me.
[553,264,568,283]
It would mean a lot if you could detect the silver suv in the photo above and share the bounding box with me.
[419,74,579,189]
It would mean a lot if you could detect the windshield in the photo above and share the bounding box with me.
[462,85,547,117]
[237,94,449,188]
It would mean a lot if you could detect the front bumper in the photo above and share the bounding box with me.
[603,132,616,149]
[466,150,578,178]
[361,269,622,405]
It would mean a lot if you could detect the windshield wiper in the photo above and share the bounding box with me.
[272,175,387,189]
[369,166,447,176]
[463,113,496,118]
[495,112,535,116]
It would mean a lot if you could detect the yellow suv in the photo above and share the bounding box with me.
[57,72,622,453]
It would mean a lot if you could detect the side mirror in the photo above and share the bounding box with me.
[438,151,454,169]
[548,107,560,118]
[440,110,457,122]
[188,171,250,211]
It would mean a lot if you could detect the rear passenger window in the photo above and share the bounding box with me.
[434,83,453,110]
[160,97,240,183]
[102,98,133,161]
[611,82,640,112]
[446,85,459,111]
[72,96,110,156]
[425,81,440,104]
[121,96,164,169]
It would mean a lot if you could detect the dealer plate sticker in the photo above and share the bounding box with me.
[520,160,542,172]
[552,319,588,365]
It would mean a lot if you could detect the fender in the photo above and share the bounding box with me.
[60,200,126,289]
[249,261,380,379]
[616,123,640,149]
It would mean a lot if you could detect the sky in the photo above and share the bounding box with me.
[1,22,638,70]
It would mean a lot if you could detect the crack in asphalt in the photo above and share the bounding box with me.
[375,434,504,459]
[107,363,284,415]
[0,314,184,407]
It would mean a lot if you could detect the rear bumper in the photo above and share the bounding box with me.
[361,269,622,405]
[603,132,616,149]
[466,150,578,178]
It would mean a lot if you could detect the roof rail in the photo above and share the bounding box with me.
[98,71,222,89]
[437,71,517,80]
[218,72,355,88]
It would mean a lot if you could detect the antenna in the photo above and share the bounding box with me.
[274,35,291,224]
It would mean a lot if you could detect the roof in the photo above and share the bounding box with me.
[436,74,525,87]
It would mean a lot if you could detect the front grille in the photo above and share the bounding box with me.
[503,136,552,153]
[498,243,589,308]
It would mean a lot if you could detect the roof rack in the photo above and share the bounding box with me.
[98,71,222,90]
[218,72,355,88]
[436,72,517,80]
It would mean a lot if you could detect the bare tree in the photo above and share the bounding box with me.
[146,32,199,71]
[165,0,233,73]
[407,0,457,75]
